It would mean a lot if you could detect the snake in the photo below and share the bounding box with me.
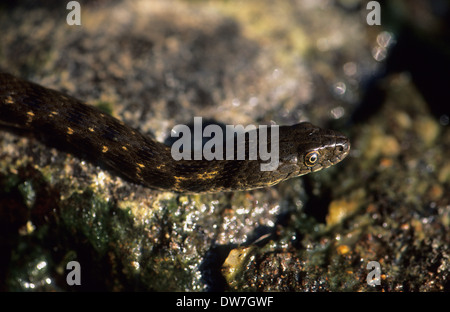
[0,72,350,193]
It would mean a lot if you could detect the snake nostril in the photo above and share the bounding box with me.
[336,140,350,154]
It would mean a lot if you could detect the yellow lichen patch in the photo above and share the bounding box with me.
[88,127,95,132]
[438,163,450,184]
[326,188,365,226]
[414,115,440,147]
[326,199,357,226]
[428,184,443,202]
[102,145,109,153]
[67,127,74,135]
[379,135,400,157]
[121,146,128,151]
[362,128,400,160]
[214,1,310,66]
[336,244,350,255]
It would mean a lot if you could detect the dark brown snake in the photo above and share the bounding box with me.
[0,72,350,193]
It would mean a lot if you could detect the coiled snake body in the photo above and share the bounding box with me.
[0,73,350,193]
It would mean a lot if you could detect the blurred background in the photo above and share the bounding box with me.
[0,0,449,291]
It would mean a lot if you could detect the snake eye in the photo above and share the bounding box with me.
[304,151,320,167]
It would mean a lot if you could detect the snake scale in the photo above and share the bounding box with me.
[0,72,350,193]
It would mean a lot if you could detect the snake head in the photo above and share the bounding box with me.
[278,122,350,177]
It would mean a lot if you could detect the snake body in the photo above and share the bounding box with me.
[0,72,350,193]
